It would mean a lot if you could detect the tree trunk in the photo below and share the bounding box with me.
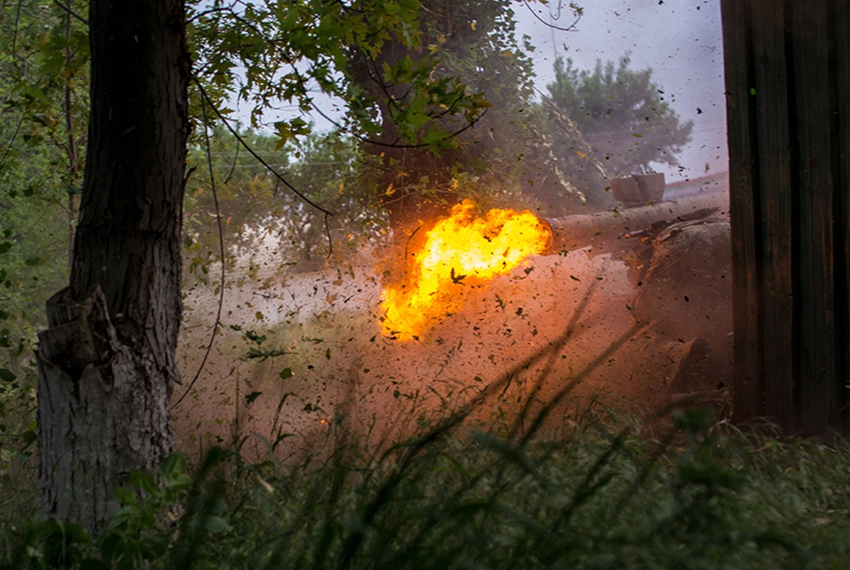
[37,0,190,531]
[347,36,458,231]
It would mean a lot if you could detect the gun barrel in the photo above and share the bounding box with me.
[541,193,728,255]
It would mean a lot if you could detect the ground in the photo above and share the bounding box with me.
[174,189,732,461]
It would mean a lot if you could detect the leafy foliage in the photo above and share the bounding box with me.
[547,54,694,181]
[275,131,389,266]
[182,126,288,279]
[3,410,850,568]
[188,0,490,152]
[183,126,389,280]
[0,1,89,166]
[1,451,196,569]
[345,0,591,221]
[0,0,85,477]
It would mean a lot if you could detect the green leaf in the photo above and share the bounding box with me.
[198,515,232,534]
[22,429,36,446]
[245,330,266,344]
[114,487,138,507]
[160,452,187,480]
[279,368,293,380]
[166,472,193,490]
[0,368,15,383]
[129,471,158,495]
[0,242,12,255]
[273,117,312,149]
[24,257,44,266]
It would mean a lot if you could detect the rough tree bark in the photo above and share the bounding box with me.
[36,0,190,530]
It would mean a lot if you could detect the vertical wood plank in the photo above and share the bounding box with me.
[791,0,838,433]
[752,0,796,427]
[722,0,764,421]
[723,0,849,432]
[832,0,850,431]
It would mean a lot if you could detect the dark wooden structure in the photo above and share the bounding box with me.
[721,0,849,432]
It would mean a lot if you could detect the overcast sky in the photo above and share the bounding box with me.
[242,0,729,180]
[514,0,728,179]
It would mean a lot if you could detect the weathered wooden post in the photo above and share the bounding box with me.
[721,0,849,432]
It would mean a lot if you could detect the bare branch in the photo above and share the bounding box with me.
[52,0,88,26]
[193,77,335,219]
[185,1,241,26]
[173,95,227,409]
[0,114,24,172]
[520,0,581,32]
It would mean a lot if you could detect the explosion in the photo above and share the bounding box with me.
[381,200,552,340]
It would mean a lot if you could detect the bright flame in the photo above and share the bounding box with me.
[381,200,552,340]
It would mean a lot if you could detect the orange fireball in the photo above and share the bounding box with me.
[381,200,552,340]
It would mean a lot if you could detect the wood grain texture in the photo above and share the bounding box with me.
[722,0,763,421]
[753,0,795,427]
[792,0,838,433]
[836,0,850,432]
[722,0,849,432]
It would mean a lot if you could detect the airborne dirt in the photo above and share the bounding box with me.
[174,195,731,461]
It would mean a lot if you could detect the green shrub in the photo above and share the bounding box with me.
[3,404,849,569]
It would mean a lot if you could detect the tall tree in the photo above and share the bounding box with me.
[185,0,490,234]
[547,55,693,184]
[37,0,190,530]
[346,0,570,226]
[34,0,492,530]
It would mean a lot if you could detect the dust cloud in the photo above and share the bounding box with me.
[174,184,731,460]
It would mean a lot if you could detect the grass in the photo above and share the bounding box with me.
[2,399,850,570]
[4,281,849,568]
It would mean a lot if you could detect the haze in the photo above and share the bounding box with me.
[515,0,728,178]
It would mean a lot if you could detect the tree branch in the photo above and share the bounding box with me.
[193,77,335,219]
[0,114,24,172]
[520,0,581,32]
[52,0,88,26]
[195,6,486,152]
[174,95,227,408]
